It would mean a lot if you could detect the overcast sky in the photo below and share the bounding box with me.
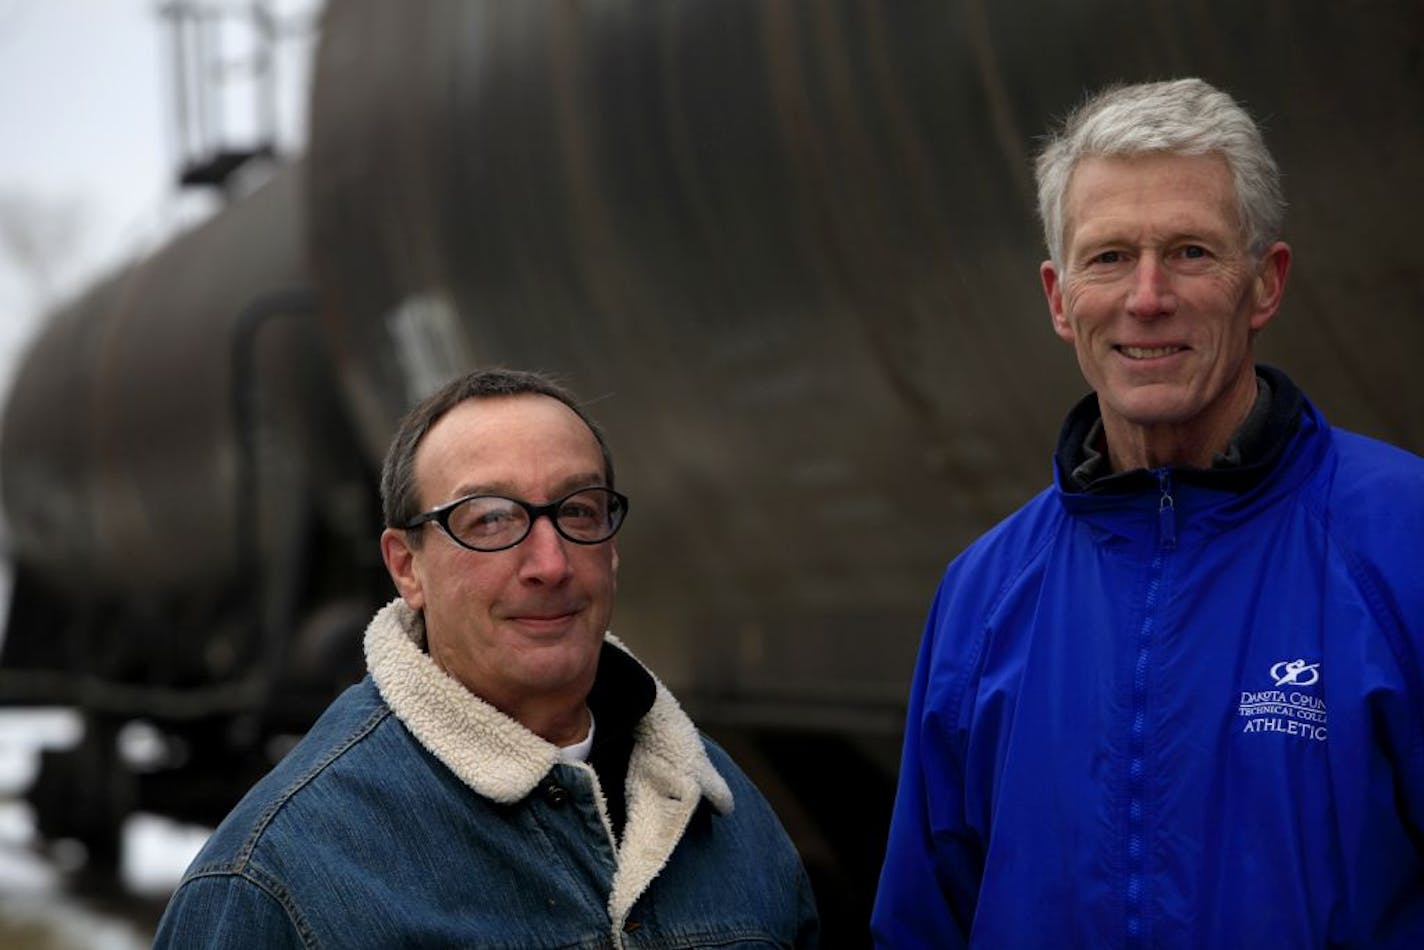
[0,0,318,390]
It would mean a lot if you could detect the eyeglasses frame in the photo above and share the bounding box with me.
[400,486,629,553]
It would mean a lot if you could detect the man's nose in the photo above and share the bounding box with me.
[518,515,574,583]
[1125,255,1177,319]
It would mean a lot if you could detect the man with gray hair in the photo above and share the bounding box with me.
[873,78,1424,946]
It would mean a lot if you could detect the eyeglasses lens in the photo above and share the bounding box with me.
[447,496,526,549]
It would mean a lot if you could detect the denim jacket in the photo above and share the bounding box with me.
[154,600,819,948]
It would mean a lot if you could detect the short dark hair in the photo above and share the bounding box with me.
[379,368,615,540]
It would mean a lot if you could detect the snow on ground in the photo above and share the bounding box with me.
[0,709,213,946]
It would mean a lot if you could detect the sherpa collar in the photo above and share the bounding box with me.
[362,598,733,813]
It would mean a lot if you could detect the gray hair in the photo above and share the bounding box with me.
[380,367,615,543]
[1035,78,1285,267]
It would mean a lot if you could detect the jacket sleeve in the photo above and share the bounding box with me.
[871,581,983,949]
[153,871,310,949]
[795,859,821,949]
[1326,434,1424,847]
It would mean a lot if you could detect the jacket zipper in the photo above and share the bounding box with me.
[1157,469,1177,551]
[1125,470,1176,945]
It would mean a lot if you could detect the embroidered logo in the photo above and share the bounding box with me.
[1238,659,1327,742]
[1270,659,1320,687]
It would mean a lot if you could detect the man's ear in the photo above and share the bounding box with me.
[1041,260,1074,343]
[1249,241,1292,333]
[380,527,425,609]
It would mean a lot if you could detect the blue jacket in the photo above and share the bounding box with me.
[154,601,818,948]
[873,371,1424,948]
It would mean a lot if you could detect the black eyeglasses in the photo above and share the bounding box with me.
[401,486,629,553]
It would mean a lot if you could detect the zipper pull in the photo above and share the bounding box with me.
[1157,470,1177,550]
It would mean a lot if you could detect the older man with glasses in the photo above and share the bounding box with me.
[155,367,819,949]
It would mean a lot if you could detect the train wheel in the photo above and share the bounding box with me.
[31,713,133,879]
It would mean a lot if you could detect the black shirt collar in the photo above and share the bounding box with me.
[1055,364,1305,495]
[584,641,658,840]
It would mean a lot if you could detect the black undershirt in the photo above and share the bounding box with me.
[584,642,658,841]
[1056,365,1305,495]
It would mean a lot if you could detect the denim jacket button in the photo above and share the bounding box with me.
[623,919,642,933]
[544,784,568,807]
